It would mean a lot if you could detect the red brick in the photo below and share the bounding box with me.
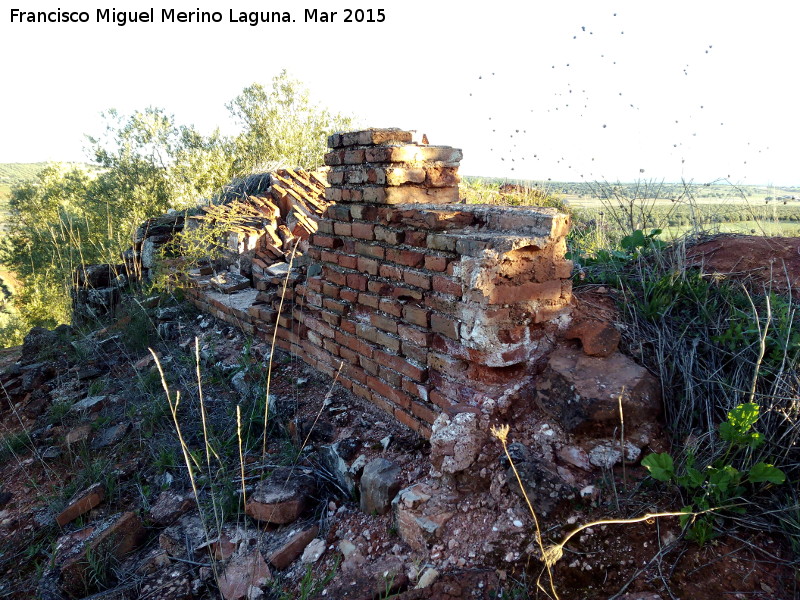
[375,226,404,245]
[402,305,429,327]
[305,291,323,308]
[351,222,375,240]
[335,330,375,358]
[430,389,457,411]
[393,408,432,438]
[359,355,379,376]
[355,242,385,260]
[368,376,412,410]
[376,331,401,353]
[358,293,380,309]
[322,283,340,299]
[410,400,438,425]
[338,254,358,269]
[379,298,403,318]
[369,392,398,420]
[316,219,334,234]
[356,322,379,344]
[350,204,379,221]
[346,273,368,291]
[305,315,336,339]
[368,280,392,295]
[398,323,430,347]
[320,250,338,265]
[374,350,427,382]
[487,280,562,304]
[378,366,402,387]
[379,264,403,280]
[404,230,427,247]
[322,338,341,356]
[339,346,358,364]
[306,247,322,261]
[323,298,349,314]
[333,222,352,237]
[352,381,372,402]
[424,255,449,272]
[391,286,423,301]
[402,379,429,402]
[432,275,462,296]
[402,270,431,290]
[324,267,347,286]
[313,235,342,249]
[401,341,427,364]
[386,248,425,268]
[342,239,356,254]
[370,312,398,333]
[320,311,340,327]
[327,205,351,222]
[357,256,380,276]
[431,313,459,340]
[340,288,359,303]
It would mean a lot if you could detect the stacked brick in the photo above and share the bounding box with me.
[272,129,573,438]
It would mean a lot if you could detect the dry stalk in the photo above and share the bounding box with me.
[150,348,221,585]
[491,424,559,600]
[262,239,300,460]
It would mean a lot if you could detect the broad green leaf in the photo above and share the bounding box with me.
[641,452,674,481]
[727,403,760,434]
[748,463,786,484]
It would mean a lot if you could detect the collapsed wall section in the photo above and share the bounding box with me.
[80,129,574,439]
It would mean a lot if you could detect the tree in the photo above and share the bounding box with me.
[227,69,354,174]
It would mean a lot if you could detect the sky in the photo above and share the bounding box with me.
[1,1,798,185]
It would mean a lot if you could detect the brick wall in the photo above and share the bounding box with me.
[261,129,572,438]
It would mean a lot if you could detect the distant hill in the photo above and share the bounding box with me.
[0,162,51,186]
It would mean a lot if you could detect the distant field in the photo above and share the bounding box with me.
[662,220,800,239]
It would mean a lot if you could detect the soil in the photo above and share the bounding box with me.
[0,299,797,599]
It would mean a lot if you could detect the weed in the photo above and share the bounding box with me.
[642,403,785,545]
[274,554,340,600]
[0,430,31,462]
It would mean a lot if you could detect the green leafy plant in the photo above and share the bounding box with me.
[642,403,785,545]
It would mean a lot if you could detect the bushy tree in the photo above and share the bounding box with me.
[0,70,354,346]
[228,69,354,174]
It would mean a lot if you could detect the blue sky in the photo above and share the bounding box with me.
[1,1,797,185]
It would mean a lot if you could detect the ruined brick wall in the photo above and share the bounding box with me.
[272,130,573,438]
[105,128,574,439]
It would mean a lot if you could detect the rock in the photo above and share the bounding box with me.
[138,562,194,599]
[148,490,195,526]
[268,525,319,569]
[159,515,208,559]
[91,421,132,449]
[157,321,180,340]
[70,395,108,414]
[56,511,146,597]
[318,442,357,497]
[21,327,61,363]
[392,483,452,552]
[301,538,326,564]
[245,467,317,525]
[65,425,92,446]
[533,346,661,439]
[218,549,271,600]
[429,412,485,475]
[565,318,620,357]
[196,532,237,561]
[324,557,407,599]
[56,482,106,527]
[359,458,402,515]
[587,440,641,469]
[416,567,440,589]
